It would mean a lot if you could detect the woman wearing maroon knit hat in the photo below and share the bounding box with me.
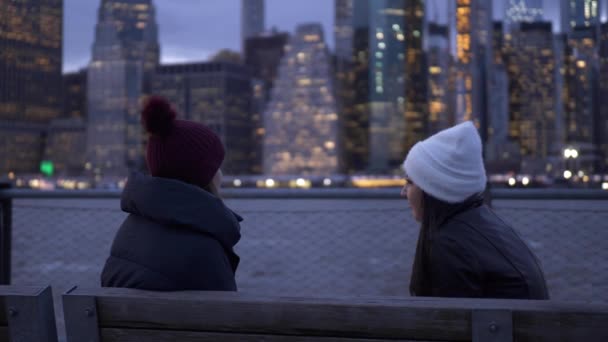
[100,96,242,291]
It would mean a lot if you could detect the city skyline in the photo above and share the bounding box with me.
[62,0,573,72]
[2,0,608,183]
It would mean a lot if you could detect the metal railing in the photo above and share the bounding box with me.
[2,183,607,341]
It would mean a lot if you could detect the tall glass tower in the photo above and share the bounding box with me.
[367,0,408,171]
[562,0,600,31]
[86,0,160,177]
[427,23,452,135]
[241,0,265,49]
[455,0,493,144]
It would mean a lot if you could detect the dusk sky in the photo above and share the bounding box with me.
[63,0,577,73]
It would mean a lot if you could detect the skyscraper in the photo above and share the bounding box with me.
[367,0,409,172]
[241,0,265,48]
[427,23,452,134]
[489,22,509,146]
[338,0,417,173]
[507,22,557,174]
[334,0,357,173]
[0,0,63,174]
[151,62,254,175]
[264,24,338,175]
[335,0,355,60]
[563,26,600,173]
[403,0,428,155]
[63,69,87,120]
[563,0,600,31]
[505,0,544,30]
[86,0,160,177]
[455,0,493,145]
[485,21,513,170]
[244,31,290,173]
[599,22,608,171]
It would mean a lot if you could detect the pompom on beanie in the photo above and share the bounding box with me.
[142,96,225,188]
[403,121,487,203]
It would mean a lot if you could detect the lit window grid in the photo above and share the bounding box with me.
[263,26,338,175]
[507,27,557,159]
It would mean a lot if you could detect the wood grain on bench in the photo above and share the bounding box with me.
[64,287,608,342]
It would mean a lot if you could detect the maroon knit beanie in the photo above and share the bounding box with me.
[142,96,225,188]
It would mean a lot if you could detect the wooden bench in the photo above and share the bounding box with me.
[0,285,57,342]
[63,287,608,342]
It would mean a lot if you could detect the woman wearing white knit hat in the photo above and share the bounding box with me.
[401,121,549,299]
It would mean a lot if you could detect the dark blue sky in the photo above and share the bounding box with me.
[63,0,573,72]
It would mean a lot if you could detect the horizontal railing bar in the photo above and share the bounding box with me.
[0,188,607,200]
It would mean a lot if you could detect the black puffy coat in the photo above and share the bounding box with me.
[101,172,242,291]
[427,203,549,299]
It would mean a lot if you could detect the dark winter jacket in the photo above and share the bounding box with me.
[101,172,242,291]
[428,202,549,299]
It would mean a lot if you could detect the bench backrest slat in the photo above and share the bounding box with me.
[63,288,608,342]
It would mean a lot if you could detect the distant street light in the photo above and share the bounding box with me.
[571,149,579,159]
[508,177,517,187]
[563,148,579,159]
[603,182,608,191]
[564,170,573,179]
[522,177,530,186]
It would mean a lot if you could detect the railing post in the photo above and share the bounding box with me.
[0,182,12,285]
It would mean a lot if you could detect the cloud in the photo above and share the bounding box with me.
[161,45,214,64]
[62,0,333,73]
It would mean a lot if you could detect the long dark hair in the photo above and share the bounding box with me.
[409,191,484,296]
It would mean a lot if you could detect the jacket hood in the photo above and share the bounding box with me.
[121,172,242,249]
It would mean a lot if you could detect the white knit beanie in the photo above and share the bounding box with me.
[402,121,487,203]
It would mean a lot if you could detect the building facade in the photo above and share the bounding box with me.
[244,31,289,173]
[563,26,601,173]
[562,0,600,32]
[86,0,160,177]
[241,0,265,48]
[336,0,371,173]
[263,24,339,175]
[338,0,421,174]
[599,23,608,171]
[505,0,543,30]
[485,21,515,171]
[403,0,428,156]
[63,69,87,119]
[0,0,63,174]
[455,0,493,145]
[367,0,409,172]
[44,118,86,175]
[335,0,355,60]
[427,23,452,135]
[151,62,254,175]
[507,22,557,174]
